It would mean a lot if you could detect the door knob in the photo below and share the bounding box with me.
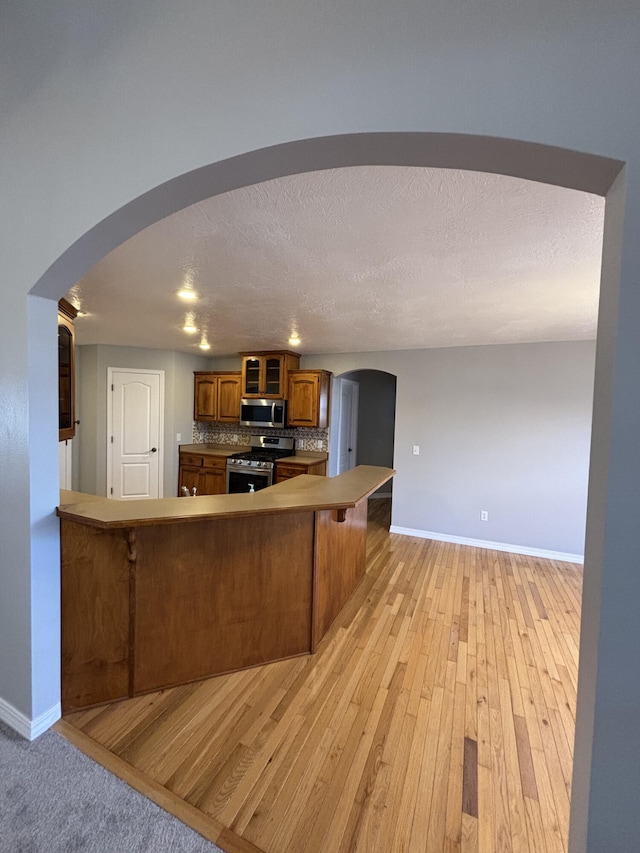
[149,447,157,453]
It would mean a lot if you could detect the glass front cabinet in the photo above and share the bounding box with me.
[58,298,77,442]
[240,351,300,398]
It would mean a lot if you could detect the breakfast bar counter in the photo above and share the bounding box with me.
[58,465,392,528]
[58,466,394,712]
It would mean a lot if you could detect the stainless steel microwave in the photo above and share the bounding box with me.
[239,398,286,429]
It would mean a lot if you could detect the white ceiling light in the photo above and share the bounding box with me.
[182,312,198,334]
[177,288,199,302]
[199,337,211,351]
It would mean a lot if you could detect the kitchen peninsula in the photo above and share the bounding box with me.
[58,466,394,712]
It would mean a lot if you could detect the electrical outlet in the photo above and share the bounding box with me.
[412,445,420,455]
[480,510,489,521]
[176,433,182,442]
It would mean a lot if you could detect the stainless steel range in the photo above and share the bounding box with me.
[226,435,295,493]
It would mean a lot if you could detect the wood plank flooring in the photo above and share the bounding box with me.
[58,499,582,852]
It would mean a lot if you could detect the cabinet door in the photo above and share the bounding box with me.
[217,375,242,422]
[242,357,262,396]
[200,468,226,495]
[287,370,331,428]
[179,465,201,496]
[288,373,320,427]
[201,455,227,495]
[58,308,76,442]
[194,374,217,420]
[263,355,284,396]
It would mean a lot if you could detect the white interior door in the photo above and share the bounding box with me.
[337,378,359,474]
[108,368,164,499]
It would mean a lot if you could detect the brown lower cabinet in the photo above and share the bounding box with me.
[178,452,226,496]
[275,458,327,483]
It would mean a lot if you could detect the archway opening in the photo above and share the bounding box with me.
[27,131,625,850]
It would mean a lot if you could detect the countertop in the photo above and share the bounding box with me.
[58,465,394,530]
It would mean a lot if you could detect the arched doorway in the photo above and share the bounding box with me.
[331,367,396,485]
[24,132,625,849]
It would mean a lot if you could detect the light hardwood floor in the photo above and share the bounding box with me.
[58,499,582,853]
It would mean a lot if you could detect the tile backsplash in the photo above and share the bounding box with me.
[193,423,329,453]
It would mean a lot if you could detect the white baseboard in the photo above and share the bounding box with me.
[0,696,61,740]
[389,525,584,564]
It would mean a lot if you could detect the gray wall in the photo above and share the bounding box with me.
[314,341,595,557]
[76,345,211,497]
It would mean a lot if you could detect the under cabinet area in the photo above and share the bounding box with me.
[287,369,332,428]
[178,451,227,496]
[194,372,242,422]
[240,351,300,398]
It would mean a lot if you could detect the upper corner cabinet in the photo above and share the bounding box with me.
[287,370,332,428]
[240,351,300,398]
[58,298,77,442]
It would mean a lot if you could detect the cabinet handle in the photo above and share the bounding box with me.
[149,447,158,453]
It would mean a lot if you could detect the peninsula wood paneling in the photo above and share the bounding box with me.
[133,513,315,694]
[61,521,131,712]
[311,499,368,650]
[59,467,392,712]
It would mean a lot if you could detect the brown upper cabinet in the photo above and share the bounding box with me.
[58,298,77,442]
[287,370,332,428]
[240,351,300,398]
[194,372,242,422]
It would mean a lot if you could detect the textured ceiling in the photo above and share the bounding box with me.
[67,166,605,355]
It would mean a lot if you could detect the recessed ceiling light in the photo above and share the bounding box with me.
[177,288,199,301]
[182,311,198,333]
[288,336,301,346]
[199,339,211,351]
